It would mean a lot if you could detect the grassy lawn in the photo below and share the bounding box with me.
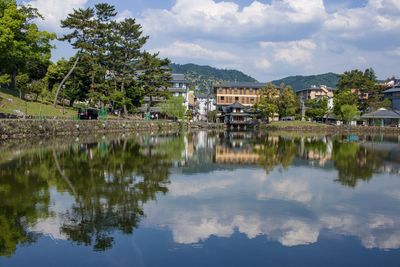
[268,120,328,127]
[0,88,77,118]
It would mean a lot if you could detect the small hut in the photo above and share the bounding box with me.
[361,108,400,127]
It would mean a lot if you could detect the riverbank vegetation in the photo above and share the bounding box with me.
[0,1,172,117]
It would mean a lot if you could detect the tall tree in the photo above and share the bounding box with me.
[279,85,298,117]
[256,83,279,122]
[107,18,148,114]
[0,0,55,92]
[138,52,172,112]
[55,7,96,106]
[305,97,328,120]
[333,89,358,119]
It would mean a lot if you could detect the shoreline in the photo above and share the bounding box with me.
[1,119,399,140]
[0,119,227,140]
[261,123,400,134]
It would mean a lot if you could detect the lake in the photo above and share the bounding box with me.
[0,131,400,267]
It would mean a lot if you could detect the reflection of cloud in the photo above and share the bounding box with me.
[258,179,312,204]
[30,190,74,241]
[143,166,400,250]
[277,220,319,246]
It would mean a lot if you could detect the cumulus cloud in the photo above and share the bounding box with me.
[152,41,239,63]
[24,0,88,32]
[140,0,326,41]
[138,0,400,80]
[260,39,317,65]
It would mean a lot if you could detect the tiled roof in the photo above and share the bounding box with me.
[216,81,267,89]
[384,86,400,94]
[171,74,187,83]
[296,85,337,93]
[228,101,246,109]
[361,108,400,119]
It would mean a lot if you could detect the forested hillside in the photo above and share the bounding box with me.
[271,73,340,91]
[170,63,257,91]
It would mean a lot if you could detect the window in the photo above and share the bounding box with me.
[242,97,245,102]
[229,96,233,103]
[221,96,225,101]
[235,96,239,101]
[250,97,254,103]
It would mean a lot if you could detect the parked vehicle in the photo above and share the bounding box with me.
[78,108,99,120]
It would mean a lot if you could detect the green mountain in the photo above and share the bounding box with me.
[271,73,340,91]
[170,63,257,92]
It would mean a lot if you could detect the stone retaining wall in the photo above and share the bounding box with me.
[262,124,400,134]
[0,119,181,139]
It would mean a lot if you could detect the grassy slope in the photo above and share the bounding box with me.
[0,88,76,118]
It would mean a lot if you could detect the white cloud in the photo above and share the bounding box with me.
[256,58,272,70]
[24,0,88,32]
[141,0,326,40]
[259,39,317,65]
[152,41,239,62]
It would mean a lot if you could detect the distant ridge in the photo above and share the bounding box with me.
[170,63,257,92]
[271,72,340,91]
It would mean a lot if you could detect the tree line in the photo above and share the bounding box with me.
[0,1,172,115]
[256,68,392,123]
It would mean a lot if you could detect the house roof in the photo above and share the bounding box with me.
[228,101,246,109]
[171,74,187,83]
[216,81,267,89]
[361,108,400,119]
[383,86,400,94]
[296,85,337,93]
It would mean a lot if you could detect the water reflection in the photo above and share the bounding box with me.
[0,131,400,263]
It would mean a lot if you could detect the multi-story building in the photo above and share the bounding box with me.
[384,81,400,111]
[140,73,190,115]
[213,81,267,124]
[193,93,216,121]
[296,85,336,100]
[214,82,266,109]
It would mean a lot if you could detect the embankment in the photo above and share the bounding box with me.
[262,123,400,134]
[0,119,181,140]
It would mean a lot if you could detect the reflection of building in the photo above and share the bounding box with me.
[215,145,259,164]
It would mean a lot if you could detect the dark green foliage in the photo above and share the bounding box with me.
[0,0,55,90]
[271,73,340,92]
[305,97,328,119]
[333,90,358,119]
[279,85,298,117]
[170,63,257,92]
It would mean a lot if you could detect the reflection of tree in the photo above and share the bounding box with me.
[53,138,175,251]
[0,159,51,257]
[332,141,387,188]
[0,135,183,255]
[256,135,298,173]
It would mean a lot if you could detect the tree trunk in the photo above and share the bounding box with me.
[120,81,128,115]
[11,69,17,91]
[54,56,80,107]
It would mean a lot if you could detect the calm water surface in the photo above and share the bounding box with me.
[0,131,400,266]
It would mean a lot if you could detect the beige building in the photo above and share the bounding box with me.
[296,85,336,100]
[214,82,267,108]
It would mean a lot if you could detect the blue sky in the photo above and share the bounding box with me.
[23,0,399,81]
